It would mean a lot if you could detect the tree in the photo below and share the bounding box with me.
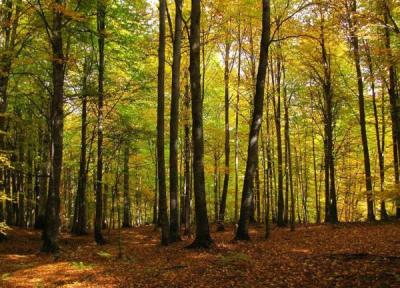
[364,41,388,220]
[235,0,270,241]
[95,0,106,245]
[123,143,131,228]
[345,0,375,222]
[157,0,169,246]
[381,0,400,219]
[0,0,21,153]
[41,0,66,253]
[182,71,191,236]
[217,36,231,232]
[319,5,338,224]
[234,10,242,225]
[271,44,285,227]
[169,0,183,242]
[283,76,295,231]
[188,0,213,249]
[71,55,92,235]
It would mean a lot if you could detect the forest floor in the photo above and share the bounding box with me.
[0,222,399,288]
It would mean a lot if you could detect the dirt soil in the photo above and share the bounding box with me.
[0,222,399,287]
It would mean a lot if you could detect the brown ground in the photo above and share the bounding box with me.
[0,222,399,287]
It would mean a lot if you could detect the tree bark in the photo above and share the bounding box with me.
[0,167,3,222]
[72,57,90,235]
[283,83,295,231]
[187,0,213,248]
[26,142,33,227]
[346,0,375,221]
[5,169,13,225]
[234,13,241,224]
[42,0,65,252]
[152,141,158,225]
[157,0,169,245]
[0,0,19,154]
[271,50,284,227]
[123,144,131,227]
[235,0,270,240]
[264,89,273,237]
[95,0,106,245]
[17,130,25,228]
[218,39,231,231]
[35,129,49,229]
[365,41,388,220]
[213,153,219,223]
[382,0,400,218]
[183,72,191,236]
[311,99,320,224]
[1,0,20,225]
[283,65,289,226]
[103,183,108,229]
[319,10,338,224]
[169,0,183,242]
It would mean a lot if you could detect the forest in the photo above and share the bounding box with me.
[0,0,400,287]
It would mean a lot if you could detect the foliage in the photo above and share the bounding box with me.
[0,222,11,240]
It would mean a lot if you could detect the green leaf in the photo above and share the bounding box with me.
[71,261,94,270]
[97,251,112,258]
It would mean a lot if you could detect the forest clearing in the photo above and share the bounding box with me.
[1,0,400,286]
[1,222,400,287]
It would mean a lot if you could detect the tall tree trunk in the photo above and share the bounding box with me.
[169,0,183,242]
[103,183,108,229]
[365,41,388,220]
[288,128,295,231]
[0,0,19,226]
[261,128,269,237]
[346,0,375,221]
[16,171,24,227]
[0,0,19,155]
[213,154,219,223]
[42,0,65,252]
[218,39,231,231]
[34,166,40,227]
[235,0,270,240]
[72,57,90,235]
[152,142,158,225]
[0,168,3,222]
[234,13,241,224]
[17,131,25,228]
[301,131,309,224]
[255,160,261,223]
[264,88,273,237]
[26,143,33,227]
[320,10,338,224]
[283,83,295,231]
[311,100,320,224]
[382,0,400,218]
[248,20,258,226]
[65,166,73,229]
[157,0,169,245]
[0,173,5,225]
[5,169,13,225]
[35,129,49,230]
[111,174,116,229]
[272,50,284,227]
[123,144,131,227]
[187,0,213,248]
[95,0,106,245]
[12,169,17,224]
[183,73,191,236]
[283,65,289,226]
